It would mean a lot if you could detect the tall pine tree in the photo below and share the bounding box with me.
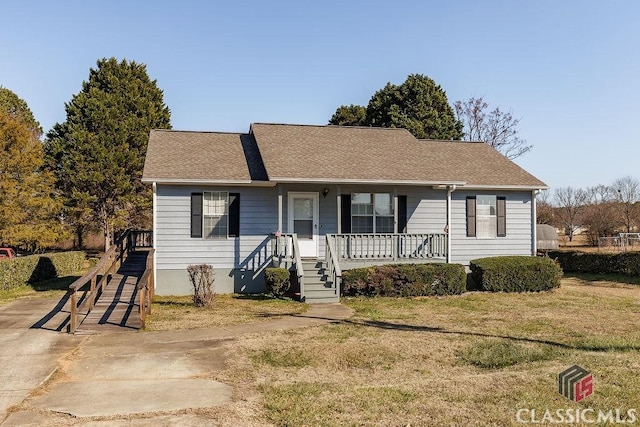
[45,58,171,249]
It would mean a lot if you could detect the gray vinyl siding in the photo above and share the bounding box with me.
[155,185,277,270]
[450,190,533,265]
[154,184,534,294]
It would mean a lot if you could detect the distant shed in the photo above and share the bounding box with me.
[537,224,559,251]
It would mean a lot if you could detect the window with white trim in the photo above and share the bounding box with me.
[351,193,394,233]
[476,195,496,238]
[203,191,228,238]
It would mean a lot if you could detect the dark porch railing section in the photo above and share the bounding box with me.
[327,233,447,261]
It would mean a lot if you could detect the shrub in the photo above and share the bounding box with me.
[547,251,640,276]
[341,263,466,297]
[0,251,85,291]
[470,256,562,292]
[265,267,291,297]
[187,264,215,306]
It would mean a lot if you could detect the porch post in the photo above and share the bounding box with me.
[337,185,342,233]
[446,185,456,263]
[532,190,538,256]
[393,186,398,234]
[278,185,283,232]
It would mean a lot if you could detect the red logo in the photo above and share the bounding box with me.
[559,365,593,402]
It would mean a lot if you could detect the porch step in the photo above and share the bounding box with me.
[300,259,339,304]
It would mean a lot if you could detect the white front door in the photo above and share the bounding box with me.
[288,192,319,258]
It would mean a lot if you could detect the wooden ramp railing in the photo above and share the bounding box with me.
[67,229,154,333]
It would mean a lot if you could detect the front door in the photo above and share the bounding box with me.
[288,192,319,258]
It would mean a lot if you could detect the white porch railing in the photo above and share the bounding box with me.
[325,234,342,296]
[327,233,447,260]
[271,233,304,299]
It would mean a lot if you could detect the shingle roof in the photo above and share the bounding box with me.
[142,123,547,188]
[142,130,255,183]
[250,123,546,187]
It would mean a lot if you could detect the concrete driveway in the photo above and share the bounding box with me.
[0,297,352,426]
[0,297,85,421]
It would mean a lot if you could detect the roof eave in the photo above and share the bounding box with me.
[461,184,549,191]
[270,177,467,186]
[141,178,276,187]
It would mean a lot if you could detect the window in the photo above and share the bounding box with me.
[476,195,496,238]
[351,193,395,233]
[466,195,506,238]
[204,191,228,238]
[191,192,240,238]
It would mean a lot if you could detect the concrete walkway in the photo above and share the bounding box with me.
[1,301,352,426]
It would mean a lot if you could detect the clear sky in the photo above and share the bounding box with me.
[1,1,638,191]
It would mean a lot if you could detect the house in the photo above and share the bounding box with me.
[142,123,547,302]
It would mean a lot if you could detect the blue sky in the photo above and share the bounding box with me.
[1,1,638,191]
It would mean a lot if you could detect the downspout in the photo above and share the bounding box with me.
[532,189,540,256]
[446,185,456,263]
[152,182,157,291]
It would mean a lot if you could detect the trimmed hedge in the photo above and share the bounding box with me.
[547,251,640,276]
[470,256,562,292]
[0,251,85,291]
[342,263,466,297]
[265,267,291,297]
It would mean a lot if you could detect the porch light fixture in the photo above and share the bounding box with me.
[322,187,330,198]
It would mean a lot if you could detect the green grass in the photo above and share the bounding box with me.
[457,339,560,369]
[147,293,308,330]
[0,274,81,305]
[230,273,640,426]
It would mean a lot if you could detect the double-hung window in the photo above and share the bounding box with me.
[351,193,395,233]
[203,191,228,239]
[466,195,506,238]
[191,192,240,239]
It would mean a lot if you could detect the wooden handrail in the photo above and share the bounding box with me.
[67,229,152,333]
[136,249,155,329]
[325,235,342,296]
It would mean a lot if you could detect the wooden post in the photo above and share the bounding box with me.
[70,291,77,333]
[89,276,96,310]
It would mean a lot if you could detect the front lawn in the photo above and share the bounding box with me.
[146,294,309,330]
[216,275,640,426]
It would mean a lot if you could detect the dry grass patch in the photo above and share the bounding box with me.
[212,274,640,426]
[146,294,308,330]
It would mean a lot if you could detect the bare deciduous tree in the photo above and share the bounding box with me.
[554,186,588,242]
[582,185,617,245]
[454,96,532,159]
[612,176,640,233]
[536,190,555,225]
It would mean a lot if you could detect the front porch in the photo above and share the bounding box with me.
[272,232,448,303]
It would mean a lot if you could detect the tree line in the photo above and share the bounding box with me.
[0,58,170,251]
[538,176,640,244]
[1,66,528,252]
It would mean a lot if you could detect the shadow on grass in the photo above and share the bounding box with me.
[234,293,295,302]
[31,275,82,292]
[288,313,640,353]
[563,272,640,286]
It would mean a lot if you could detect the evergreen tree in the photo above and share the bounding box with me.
[45,57,171,249]
[329,74,463,140]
